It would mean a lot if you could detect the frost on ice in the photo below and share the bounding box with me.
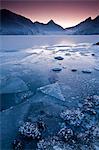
[82,95,99,115]
[19,122,41,139]
[60,109,84,126]
[19,120,46,140]
[37,82,65,101]
[58,127,74,142]
[1,37,99,150]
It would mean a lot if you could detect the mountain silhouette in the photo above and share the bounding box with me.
[0,9,99,35]
[66,16,99,35]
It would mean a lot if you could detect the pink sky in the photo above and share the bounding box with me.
[1,0,99,28]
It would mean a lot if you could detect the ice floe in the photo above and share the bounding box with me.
[37,82,65,101]
[0,77,28,94]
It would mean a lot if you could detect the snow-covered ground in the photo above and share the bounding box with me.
[0,35,99,150]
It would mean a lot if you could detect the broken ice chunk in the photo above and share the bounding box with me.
[0,77,28,94]
[37,82,65,101]
[94,66,99,71]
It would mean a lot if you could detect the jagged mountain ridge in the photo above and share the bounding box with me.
[34,20,65,34]
[0,9,99,35]
[65,16,99,35]
[0,9,64,35]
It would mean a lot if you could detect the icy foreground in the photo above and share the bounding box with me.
[0,35,99,150]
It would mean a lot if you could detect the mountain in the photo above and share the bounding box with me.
[0,9,39,35]
[65,16,99,35]
[0,9,99,35]
[0,9,64,35]
[34,20,64,34]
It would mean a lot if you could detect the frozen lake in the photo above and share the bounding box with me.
[0,35,99,110]
[0,35,99,150]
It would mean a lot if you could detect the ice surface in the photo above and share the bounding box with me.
[0,35,99,150]
[38,82,65,101]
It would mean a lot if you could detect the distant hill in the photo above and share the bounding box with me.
[65,16,99,35]
[0,9,99,35]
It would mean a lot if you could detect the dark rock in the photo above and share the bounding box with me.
[54,56,64,60]
[91,53,95,56]
[94,42,99,45]
[71,69,77,72]
[82,70,92,74]
[52,68,62,72]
